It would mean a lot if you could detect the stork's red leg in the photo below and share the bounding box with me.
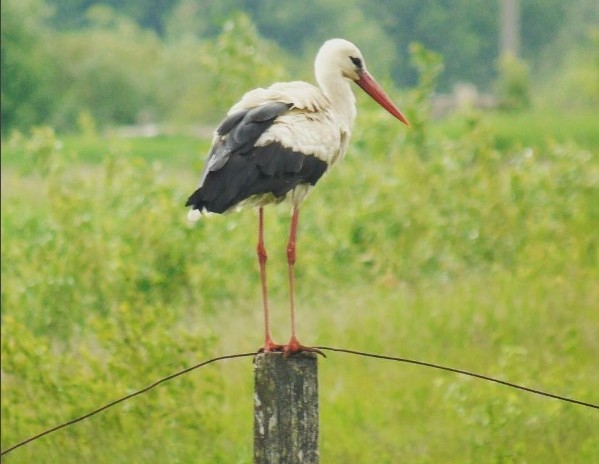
[284,207,324,357]
[286,207,300,342]
[257,207,280,352]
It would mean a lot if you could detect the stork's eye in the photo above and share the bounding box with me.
[350,56,363,69]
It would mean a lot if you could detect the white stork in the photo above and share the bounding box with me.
[186,38,409,355]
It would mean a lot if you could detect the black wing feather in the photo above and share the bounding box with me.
[186,102,328,214]
[198,102,292,185]
[216,111,245,136]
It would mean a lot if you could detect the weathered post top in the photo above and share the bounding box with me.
[253,352,319,464]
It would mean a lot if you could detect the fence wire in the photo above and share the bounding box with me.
[2,346,597,457]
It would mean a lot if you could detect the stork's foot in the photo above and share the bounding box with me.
[254,339,284,362]
[255,337,326,359]
[258,339,285,354]
[282,336,326,358]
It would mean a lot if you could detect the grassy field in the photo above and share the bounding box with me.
[2,110,599,463]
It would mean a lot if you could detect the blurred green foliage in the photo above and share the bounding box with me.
[496,53,531,111]
[2,5,599,463]
[41,0,580,91]
[1,3,286,133]
[403,42,444,155]
[537,21,599,111]
[184,12,287,125]
[2,0,599,134]
[2,77,599,462]
[1,0,56,131]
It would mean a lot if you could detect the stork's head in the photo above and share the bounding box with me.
[315,38,410,126]
[315,39,366,81]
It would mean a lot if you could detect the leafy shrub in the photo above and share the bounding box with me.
[2,38,598,464]
[170,12,287,125]
[0,0,58,132]
[496,53,531,111]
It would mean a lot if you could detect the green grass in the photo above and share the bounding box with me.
[2,112,599,462]
[435,109,599,152]
[1,129,211,171]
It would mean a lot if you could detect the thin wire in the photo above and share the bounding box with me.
[3,346,598,457]
[0,352,256,457]
[317,346,599,410]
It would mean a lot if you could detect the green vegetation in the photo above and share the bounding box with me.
[3,0,599,134]
[2,2,599,462]
[1,3,286,133]
[436,110,599,153]
[2,108,598,463]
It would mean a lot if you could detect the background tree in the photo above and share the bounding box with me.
[2,0,597,133]
[1,0,57,132]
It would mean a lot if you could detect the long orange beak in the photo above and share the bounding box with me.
[355,71,410,126]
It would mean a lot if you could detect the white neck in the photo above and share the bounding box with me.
[316,70,357,132]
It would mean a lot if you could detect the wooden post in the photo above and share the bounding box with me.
[254,352,319,464]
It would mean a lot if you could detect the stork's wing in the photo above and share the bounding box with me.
[197,101,292,187]
[185,100,328,214]
[229,81,330,114]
